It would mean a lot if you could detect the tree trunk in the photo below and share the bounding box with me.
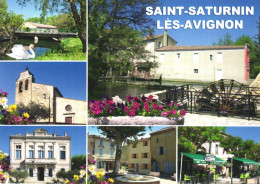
[68,0,86,53]
[113,141,123,174]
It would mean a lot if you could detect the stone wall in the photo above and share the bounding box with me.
[55,97,86,124]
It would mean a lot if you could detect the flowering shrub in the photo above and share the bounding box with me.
[0,149,11,183]
[0,89,31,125]
[65,165,86,184]
[89,95,186,118]
[87,158,114,184]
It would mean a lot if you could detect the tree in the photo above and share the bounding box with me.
[220,134,244,158]
[17,101,49,122]
[88,0,159,87]
[98,127,147,174]
[53,14,77,33]
[178,127,226,154]
[0,0,24,41]
[213,33,233,45]
[8,170,28,183]
[250,18,260,78]
[71,154,86,170]
[17,0,86,52]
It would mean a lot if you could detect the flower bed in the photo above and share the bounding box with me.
[87,158,114,184]
[0,89,31,125]
[0,149,11,183]
[88,95,186,125]
[64,165,86,184]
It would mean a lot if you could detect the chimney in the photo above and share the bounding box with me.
[164,30,168,46]
[148,32,152,37]
[64,132,67,136]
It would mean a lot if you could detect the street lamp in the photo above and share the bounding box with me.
[43,93,51,123]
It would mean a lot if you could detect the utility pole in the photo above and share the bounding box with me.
[207,127,212,184]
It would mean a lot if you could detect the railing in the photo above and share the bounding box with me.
[25,158,57,164]
[166,85,260,120]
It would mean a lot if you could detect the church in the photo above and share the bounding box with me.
[15,68,86,124]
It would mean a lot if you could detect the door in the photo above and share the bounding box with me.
[37,167,44,181]
[136,164,139,173]
[215,69,222,81]
[65,117,72,123]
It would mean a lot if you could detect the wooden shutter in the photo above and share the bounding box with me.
[128,163,131,168]
[141,164,143,169]
[148,164,150,169]
[136,154,138,158]
[147,153,150,158]
[141,153,143,158]
[131,154,133,158]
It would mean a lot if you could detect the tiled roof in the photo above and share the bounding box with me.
[150,127,175,135]
[156,45,245,51]
[27,22,57,29]
[143,34,164,41]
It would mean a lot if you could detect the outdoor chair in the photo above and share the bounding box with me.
[202,174,206,181]
[244,173,250,178]
[184,174,192,184]
[240,173,245,179]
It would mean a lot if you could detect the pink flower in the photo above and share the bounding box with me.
[170,110,177,115]
[169,102,174,106]
[161,111,169,117]
[147,95,154,100]
[180,109,186,116]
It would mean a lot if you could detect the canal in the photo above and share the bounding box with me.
[0,38,60,60]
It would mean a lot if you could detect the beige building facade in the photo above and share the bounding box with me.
[22,22,58,33]
[88,135,116,173]
[150,127,176,175]
[15,68,86,124]
[127,138,151,174]
[9,128,71,183]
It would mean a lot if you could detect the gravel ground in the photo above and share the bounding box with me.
[184,113,260,126]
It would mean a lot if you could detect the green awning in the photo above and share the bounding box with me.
[182,153,227,165]
[233,157,260,166]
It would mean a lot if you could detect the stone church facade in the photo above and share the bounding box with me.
[9,128,71,183]
[15,68,86,124]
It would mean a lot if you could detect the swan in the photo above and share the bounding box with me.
[6,44,35,59]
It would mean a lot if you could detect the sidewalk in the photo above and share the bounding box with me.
[184,113,260,126]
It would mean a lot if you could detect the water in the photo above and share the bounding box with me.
[0,38,60,60]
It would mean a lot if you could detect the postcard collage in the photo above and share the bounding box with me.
[0,0,260,184]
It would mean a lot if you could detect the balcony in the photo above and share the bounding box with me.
[24,158,57,165]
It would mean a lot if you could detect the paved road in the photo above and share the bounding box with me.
[184,113,260,126]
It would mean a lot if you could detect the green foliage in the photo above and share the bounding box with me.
[17,101,49,122]
[8,170,28,183]
[220,135,260,162]
[178,127,226,154]
[71,155,86,170]
[56,170,80,180]
[0,0,24,39]
[88,0,159,87]
[214,33,233,45]
[60,38,83,52]
[98,127,147,173]
[54,14,77,33]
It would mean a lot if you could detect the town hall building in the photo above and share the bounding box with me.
[9,128,71,183]
[15,68,86,124]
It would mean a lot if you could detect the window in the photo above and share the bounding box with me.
[210,55,213,61]
[25,79,29,90]
[143,153,149,158]
[176,53,181,62]
[110,150,114,157]
[60,151,66,159]
[158,147,166,155]
[99,148,103,156]
[100,140,103,145]
[215,144,219,154]
[193,53,199,63]
[65,105,72,111]
[29,150,34,158]
[16,145,21,159]
[38,150,44,158]
[156,138,159,143]
[168,133,171,137]
[29,168,33,177]
[131,163,135,168]
[142,164,148,169]
[61,168,65,172]
[48,151,53,159]
[143,141,148,146]
[19,82,23,93]
[158,41,162,48]
[132,144,137,148]
[16,150,21,159]
[194,69,199,74]
[216,52,222,63]
[110,143,114,148]
[132,154,137,159]
[49,168,53,177]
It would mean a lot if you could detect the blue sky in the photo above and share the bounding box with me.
[0,126,86,156]
[226,127,260,144]
[0,62,86,104]
[6,0,57,19]
[150,0,260,45]
[88,126,173,138]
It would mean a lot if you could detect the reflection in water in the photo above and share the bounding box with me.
[0,38,60,60]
